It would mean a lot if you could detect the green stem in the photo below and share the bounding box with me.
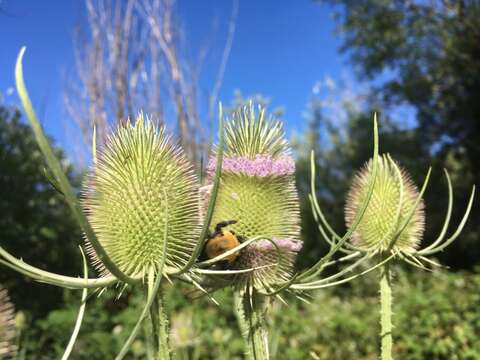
[151,290,171,360]
[61,248,89,360]
[234,289,269,360]
[115,269,162,360]
[144,320,155,360]
[380,262,393,360]
[149,295,160,354]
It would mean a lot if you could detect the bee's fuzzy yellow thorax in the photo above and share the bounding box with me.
[206,230,241,263]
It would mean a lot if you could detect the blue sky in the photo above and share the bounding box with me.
[0,0,357,161]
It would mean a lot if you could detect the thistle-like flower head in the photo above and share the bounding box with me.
[83,114,201,278]
[0,286,16,358]
[207,104,301,290]
[345,154,425,253]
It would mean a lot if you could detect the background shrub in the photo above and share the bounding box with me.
[15,266,480,359]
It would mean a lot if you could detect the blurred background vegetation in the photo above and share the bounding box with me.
[1,0,479,358]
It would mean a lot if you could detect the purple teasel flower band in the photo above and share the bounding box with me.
[251,237,303,252]
[207,154,295,178]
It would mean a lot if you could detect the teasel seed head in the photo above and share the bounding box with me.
[345,154,425,253]
[208,104,302,291]
[83,114,201,278]
[0,286,17,358]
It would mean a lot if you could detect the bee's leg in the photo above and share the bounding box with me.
[237,235,246,243]
[215,220,237,233]
[218,260,229,270]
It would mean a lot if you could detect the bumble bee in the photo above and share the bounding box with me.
[205,220,244,264]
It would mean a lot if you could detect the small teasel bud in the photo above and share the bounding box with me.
[207,104,302,290]
[83,114,201,278]
[0,286,17,358]
[345,154,425,253]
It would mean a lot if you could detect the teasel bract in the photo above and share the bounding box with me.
[304,145,475,359]
[0,47,228,360]
[0,286,17,359]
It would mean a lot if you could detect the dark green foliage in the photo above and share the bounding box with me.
[320,0,480,269]
[0,105,81,316]
[18,285,245,359]
[271,267,480,360]
[393,270,480,359]
[325,0,480,153]
[16,268,480,359]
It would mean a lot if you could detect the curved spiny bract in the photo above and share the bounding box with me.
[0,286,17,359]
[83,114,201,278]
[207,104,302,292]
[345,154,425,253]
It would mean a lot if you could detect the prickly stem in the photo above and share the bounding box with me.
[380,261,393,360]
[234,289,270,360]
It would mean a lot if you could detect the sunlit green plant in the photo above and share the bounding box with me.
[0,47,244,360]
[2,46,474,360]
[310,149,475,359]
[193,104,386,359]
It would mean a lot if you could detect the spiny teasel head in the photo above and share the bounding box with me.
[345,154,425,253]
[82,114,201,278]
[207,104,301,291]
[0,286,17,358]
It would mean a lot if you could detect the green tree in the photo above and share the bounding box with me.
[324,1,480,157]
[0,104,82,316]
